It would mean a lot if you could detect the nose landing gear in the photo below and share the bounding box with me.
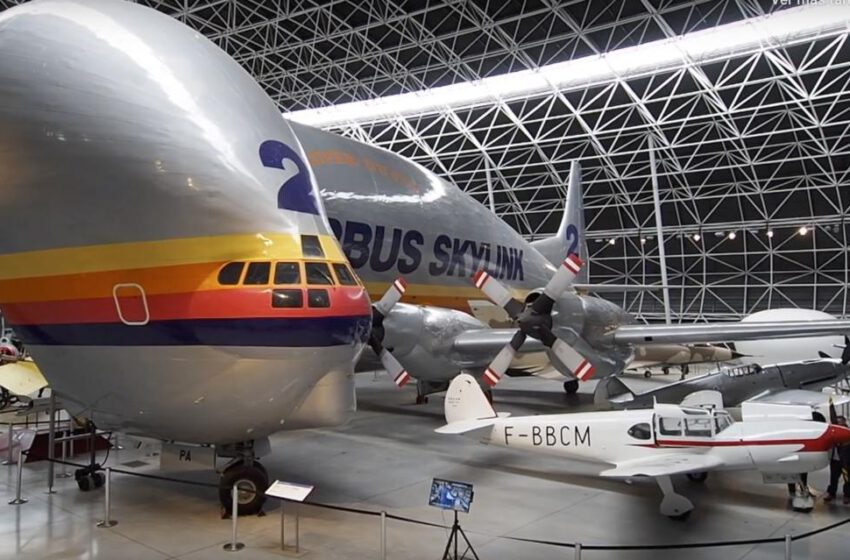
[219,460,268,516]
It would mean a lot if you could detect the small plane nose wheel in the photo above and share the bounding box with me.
[643,370,652,378]
[219,461,268,516]
[686,472,708,483]
[563,380,579,395]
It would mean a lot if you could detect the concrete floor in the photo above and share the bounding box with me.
[2,371,850,559]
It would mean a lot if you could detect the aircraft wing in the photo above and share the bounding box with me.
[747,389,850,408]
[599,453,724,478]
[451,329,546,355]
[0,360,47,397]
[611,320,850,346]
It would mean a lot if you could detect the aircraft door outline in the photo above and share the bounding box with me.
[112,283,150,326]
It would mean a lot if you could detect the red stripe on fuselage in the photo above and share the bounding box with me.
[646,431,832,452]
[3,286,371,325]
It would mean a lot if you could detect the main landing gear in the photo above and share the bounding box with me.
[218,442,268,516]
[656,475,694,520]
[563,380,579,395]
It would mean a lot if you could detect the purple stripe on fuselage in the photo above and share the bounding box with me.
[14,316,372,347]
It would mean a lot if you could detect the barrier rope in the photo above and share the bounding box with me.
[41,456,850,551]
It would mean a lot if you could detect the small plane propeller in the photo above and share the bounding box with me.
[368,278,411,387]
[472,254,594,387]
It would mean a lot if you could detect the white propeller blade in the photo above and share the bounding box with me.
[551,338,596,381]
[483,343,517,387]
[374,277,408,316]
[542,254,583,301]
[472,270,524,318]
[380,349,411,387]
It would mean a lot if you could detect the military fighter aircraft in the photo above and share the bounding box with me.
[0,0,374,514]
[438,374,850,518]
[289,123,850,400]
[596,353,850,410]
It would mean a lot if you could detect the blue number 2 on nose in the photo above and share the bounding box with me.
[259,140,320,215]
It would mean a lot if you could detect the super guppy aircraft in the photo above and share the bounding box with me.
[0,0,371,513]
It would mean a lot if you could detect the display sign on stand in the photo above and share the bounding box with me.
[266,480,314,557]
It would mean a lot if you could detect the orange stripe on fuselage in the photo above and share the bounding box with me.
[3,286,371,325]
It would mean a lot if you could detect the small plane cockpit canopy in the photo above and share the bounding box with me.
[655,406,735,439]
[722,363,763,378]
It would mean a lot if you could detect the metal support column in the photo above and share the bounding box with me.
[649,135,672,325]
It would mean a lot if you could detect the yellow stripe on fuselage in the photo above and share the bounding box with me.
[0,233,344,280]
[362,281,530,312]
[0,233,347,303]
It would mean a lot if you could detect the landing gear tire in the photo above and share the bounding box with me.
[670,511,692,521]
[686,472,708,484]
[219,462,268,516]
[662,367,670,375]
[563,380,579,395]
[74,468,105,492]
[415,394,429,405]
[643,370,652,378]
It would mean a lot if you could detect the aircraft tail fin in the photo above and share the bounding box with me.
[530,160,586,282]
[436,374,498,434]
[593,375,634,409]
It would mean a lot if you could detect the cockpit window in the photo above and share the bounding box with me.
[332,263,358,286]
[627,423,651,440]
[658,417,683,436]
[274,262,300,285]
[243,262,271,285]
[305,262,334,285]
[218,262,244,285]
[714,412,733,433]
[307,289,330,308]
[301,235,324,258]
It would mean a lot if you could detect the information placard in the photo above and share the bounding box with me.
[266,480,314,502]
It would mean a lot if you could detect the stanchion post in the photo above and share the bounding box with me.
[223,485,244,551]
[295,504,300,553]
[45,393,56,494]
[280,501,286,551]
[96,467,118,527]
[785,534,792,560]
[57,430,70,478]
[2,422,13,465]
[380,510,387,560]
[8,449,27,505]
[575,542,582,560]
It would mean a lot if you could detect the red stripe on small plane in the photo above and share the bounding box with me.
[644,429,834,452]
[484,368,501,386]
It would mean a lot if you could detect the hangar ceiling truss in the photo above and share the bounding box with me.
[1,0,848,322]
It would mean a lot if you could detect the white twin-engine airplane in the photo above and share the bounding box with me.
[438,374,850,518]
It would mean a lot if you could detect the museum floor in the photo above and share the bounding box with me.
[2,372,850,560]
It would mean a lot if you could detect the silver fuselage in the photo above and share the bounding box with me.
[0,0,370,444]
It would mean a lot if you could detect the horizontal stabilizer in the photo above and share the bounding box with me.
[435,418,498,435]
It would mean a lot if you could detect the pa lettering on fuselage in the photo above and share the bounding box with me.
[503,424,591,448]
[329,218,525,281]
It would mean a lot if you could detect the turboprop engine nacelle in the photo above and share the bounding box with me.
[381,303,488,382]
[548,293,633,379]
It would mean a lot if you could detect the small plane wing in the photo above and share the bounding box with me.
[0,360,47,397]
[610,320,850,346]
[600,453,724,478]
[747,389,850,408]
